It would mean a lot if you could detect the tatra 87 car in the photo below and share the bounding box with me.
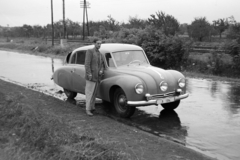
[52,43,189,118]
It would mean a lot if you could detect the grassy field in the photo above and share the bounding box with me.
[0,89,128,160]
[0,37,84,57]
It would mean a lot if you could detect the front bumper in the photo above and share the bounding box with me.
[127,92,189,107]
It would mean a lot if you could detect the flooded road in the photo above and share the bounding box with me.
[0,50,240,160]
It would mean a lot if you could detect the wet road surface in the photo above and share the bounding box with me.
[0,50,240,160]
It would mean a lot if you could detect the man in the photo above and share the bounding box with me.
[84,39,104,116]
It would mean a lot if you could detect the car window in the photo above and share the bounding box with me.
[105,53,115,67]
[76,51,86,65]
[112,50,148,66]
[70,53,76,64]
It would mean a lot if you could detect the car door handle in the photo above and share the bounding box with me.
[71,69,75,73]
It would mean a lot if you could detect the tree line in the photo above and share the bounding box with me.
[0,11,239,42]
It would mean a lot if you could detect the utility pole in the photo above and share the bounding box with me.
[80,0,90,40]
[63,0,66,39]
[51,0,54,46]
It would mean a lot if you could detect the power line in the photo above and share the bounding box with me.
[51,0,54,46]
[63,0,66,39]
[80,0,90,40]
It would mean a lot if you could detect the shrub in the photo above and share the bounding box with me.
[211,52,225,75]
[224,37,240,74]
[140,26,185,69]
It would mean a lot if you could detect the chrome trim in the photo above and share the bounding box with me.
[146,91,175,100]
[127,93,189,107]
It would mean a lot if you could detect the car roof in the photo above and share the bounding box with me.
[73,43,143,54]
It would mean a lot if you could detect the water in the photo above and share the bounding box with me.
[0,50,240,160]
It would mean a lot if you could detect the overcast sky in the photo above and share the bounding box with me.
[0,0,239,27]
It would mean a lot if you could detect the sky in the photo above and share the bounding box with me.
[0,0,239,27]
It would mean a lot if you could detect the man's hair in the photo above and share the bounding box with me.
[93,38,99,43]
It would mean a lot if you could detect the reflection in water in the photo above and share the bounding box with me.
[51,58,54,73]
[130,108,188,144]
[182,79,240,160]
[99,104,188,144]
[0,51,64,85]
[210,81,218,98]
[226,84,240,115]
[159,109,181,129]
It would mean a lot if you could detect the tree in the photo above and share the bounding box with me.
[225,16,240,39]
[148,11,180,36]
[188,17,210,41]
[65,19,81,38]
[179,23,188,35]
[124,16,147,29]
[213,18,228,38]
[22,24,33,38]
[54,20,63,38]
[33,25,43,38]
[107,15,120,31]
[139,25,185,69]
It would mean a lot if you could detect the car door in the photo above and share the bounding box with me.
[70,50,86,94]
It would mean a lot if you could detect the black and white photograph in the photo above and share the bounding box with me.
[0,0,240,160]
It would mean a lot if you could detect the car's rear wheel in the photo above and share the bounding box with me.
[161,100,180,110]
[64,88,77,99]
[113,88,135,118]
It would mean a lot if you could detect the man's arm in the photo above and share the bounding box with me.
[99,54,105,75]
[85,49,92,80]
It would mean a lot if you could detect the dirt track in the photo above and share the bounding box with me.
[0,79,216,160]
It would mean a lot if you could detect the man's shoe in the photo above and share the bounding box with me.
[86,110,93,116]
[91,109,96,113]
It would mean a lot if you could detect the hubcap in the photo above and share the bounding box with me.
[118,95,127,110]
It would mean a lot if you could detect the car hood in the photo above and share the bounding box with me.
[114,64,184,93]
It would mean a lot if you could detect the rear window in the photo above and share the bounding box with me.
[76,51,86,65]
[70,50,86,65]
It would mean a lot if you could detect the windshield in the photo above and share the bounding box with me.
[111,50,148,67]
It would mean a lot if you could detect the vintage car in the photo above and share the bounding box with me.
[52,43,189,118]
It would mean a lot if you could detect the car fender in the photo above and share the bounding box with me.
[167,70,185,81]
[167,70,187,91]
[99,75,146,102]
[52,66,73,91]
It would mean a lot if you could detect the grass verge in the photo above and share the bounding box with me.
[0,95,128,160]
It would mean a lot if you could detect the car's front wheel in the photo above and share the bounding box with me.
[113,88,135,118]
[64,88,77,99]
[161,100,180,110]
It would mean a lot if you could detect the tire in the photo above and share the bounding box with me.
[64,88,77,99]
[113,88,135,118]
[161,100,180,110]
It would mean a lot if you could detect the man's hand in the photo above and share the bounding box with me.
[88,74,92,80]
[99,70,104,76]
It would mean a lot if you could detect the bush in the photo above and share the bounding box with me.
[224,38,240,74]
[211,52,225,75]
[110,28,139,44]
[140,26,185,69]
[103,25,186,69]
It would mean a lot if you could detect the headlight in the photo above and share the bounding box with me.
[159,81,168,91]
[178,78,186,88]
[135,83,144,94]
